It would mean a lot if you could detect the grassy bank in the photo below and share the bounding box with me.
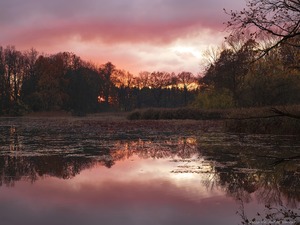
[127,108,225,120]
[225,117,300,134]
[223,105,300,134]
[3,106,299,135]
[127,106,300,135]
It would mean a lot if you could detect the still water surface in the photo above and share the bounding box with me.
[0,118,299,225]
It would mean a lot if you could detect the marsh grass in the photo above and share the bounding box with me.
[225,117,300,134]
[127,108,224,120]
[9,106,299,134]
[127,105,300,134]
[224,105,300,134]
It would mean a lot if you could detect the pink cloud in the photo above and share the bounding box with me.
[1,0,243,46]
[0,0,245,73]
[2,15,220,48]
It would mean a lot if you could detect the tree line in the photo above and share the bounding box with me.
[0,46,199,116]
[195,36,300,109]
[1,41,299,117]
[196,0,300,109]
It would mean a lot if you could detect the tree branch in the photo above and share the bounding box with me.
[271,107,300,119]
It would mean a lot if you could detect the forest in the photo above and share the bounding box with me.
[0,47,199,116]
[0,36,299,117]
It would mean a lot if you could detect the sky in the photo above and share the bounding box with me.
[0,0,245,75]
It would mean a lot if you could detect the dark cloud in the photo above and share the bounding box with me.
[0,0,245,73]
[0,0,244,45]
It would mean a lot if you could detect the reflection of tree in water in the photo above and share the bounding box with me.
[0,155,97,186]
[98,137,198,167]
[237,199,300,225]
[198,137,300,206]
[198,137,300,224]
[0,125,199,186]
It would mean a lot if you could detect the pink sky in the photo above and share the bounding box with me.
[0,0,245,75]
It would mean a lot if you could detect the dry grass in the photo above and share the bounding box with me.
[9,105,300,135]
[224,105,300,135]
[225,105,300,119]
[24,110,72,118]
[127,108,224,120]
[126,105,300,134]
[22,111,130,121]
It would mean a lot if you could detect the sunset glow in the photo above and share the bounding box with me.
[0,0,245,75]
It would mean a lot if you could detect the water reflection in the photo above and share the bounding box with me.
[0,118,299,225]
[197,133,300,207]
[197,133,300,224]
[0,131,199,186]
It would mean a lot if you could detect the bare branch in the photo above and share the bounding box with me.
[226,0,300,56]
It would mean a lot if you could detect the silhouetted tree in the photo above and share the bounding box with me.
[226,0,300,57]
[0,46,28,115]
[99,62,116,108]
[4,46,24,104]
[66,66,102,115]
[202,39,258,105]
[178,72,196,106]
[0,47,6,114]
[114,70,136,111]
[149,71,171,107]
[30,55,65,110]
[21,48,39,110]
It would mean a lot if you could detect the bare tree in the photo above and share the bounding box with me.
[99,62,116,107]
[149,71,171,106]
[4,46,24,103]
[177,72,196,106]
[136,71,151,89]
[225,0,300,57]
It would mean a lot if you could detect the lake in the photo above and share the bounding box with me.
[0,117,299,225]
